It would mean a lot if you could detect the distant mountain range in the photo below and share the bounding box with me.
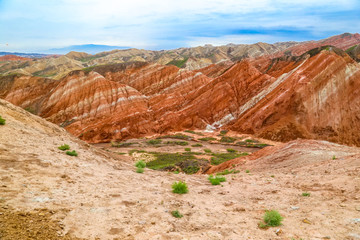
[48,44,129,54]
[0,52,49,58]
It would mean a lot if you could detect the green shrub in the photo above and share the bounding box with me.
[172,181,188,194]
[302,192,310,197]
[160,134,192,140]
[135,160,146,168]
[204,149,212,153]
[136,167,144,173]
[199,137,216,142]
[171,210,183,218]
[245,139,255,143]
[147,139,162,145]
[263,210,283,227]
[191,144,203,147]
[0,116,5,125]
[332,155,336,160]
[226,148,236,153]
[208,175,226,185]
[58,144,70,151]
[184,148,191,152]
[245,170,250,173]
[66,150,78,157]
[184,130,195,134]
[219,136,236,143]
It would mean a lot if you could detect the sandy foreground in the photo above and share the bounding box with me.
[0,99,360,240]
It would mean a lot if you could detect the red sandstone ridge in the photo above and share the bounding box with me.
[0,54,31,61]
[1,39,360,146]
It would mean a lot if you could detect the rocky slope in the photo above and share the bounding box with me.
[1,99,360,239]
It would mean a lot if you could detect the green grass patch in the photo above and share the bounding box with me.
[219,136,236,143]
[199,137,216,142]
[166,141,189,146]
[128,149,147,155]
[146,152,196,170]
[226,148,236,153]
[166,57,189,68]
[216,169,240,176]
[211,152,248,165]
[66,150,78,157]
[208,175,226,185]
[171,210,183,218]
[184,148,191,152]
[172,181,188,194]
[204,149,212,153]
[111,141,134,147]
[159,134,193,140]
[58,144,70,151]
[302,192,310,197]
[191,144,203,147]
[147,139,162,145]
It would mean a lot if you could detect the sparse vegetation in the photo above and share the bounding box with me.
[219,136,236,143]
[184,148,191,152]
[136,168,144,173]
[210,152,248,165]
[111,141,134,147]
[171,210,183,218]
[172,181,188,194]
[263,210,283,227]
[166,57,189,68]
[226,148,236,153]
[66,150,78,157]
[159,134,193,140]
[332,155,336,160]
[58,144,70,151]
[204,149,212,153]
[128,149,146,155]
[220,130,228,135]
[135,160,146,168]
[199,137,216,142]
[0,116,6,125]
[302,192,310,197]
[216,169,240,176]
[184,130,204,136]
[246,170,250,173]
[191,144,203,147]
[147,139,162,145]
[146,152,195,170]
[166,141,188,146]
[208,175,226,185]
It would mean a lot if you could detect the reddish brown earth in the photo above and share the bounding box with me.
[0,54,31,61]
[1,34,360,147]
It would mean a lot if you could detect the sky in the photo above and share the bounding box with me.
[0,0,360,53]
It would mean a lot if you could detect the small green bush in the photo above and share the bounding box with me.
[58,144,70,151]
[263,210,283,227]
[184,148,191,152]
[191,144,203,147]
[208,175,226,185]
[220,130,228,135]
[0,116,6,125]
[184,130,195,134]
[136,167,144,173]
[66,150,78,157]
[245,170,250,173]
[226,148,236,153]
[204,149,212,153]
[147,139,162,145]
[302,192,310,197]
[171,210,183,218]
[135,160,146,168]
[172,181,188,194]
[332,155,336,160]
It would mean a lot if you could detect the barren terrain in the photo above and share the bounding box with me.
[1,99,360,240]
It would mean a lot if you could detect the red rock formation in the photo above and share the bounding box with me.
[0,55,31,61]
